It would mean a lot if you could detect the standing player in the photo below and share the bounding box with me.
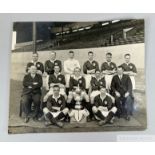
[21,65,43,123]
[64,51,80,93]
[92,87,117,126]
[111,66,133,120]
[43,85,69,128]
[101,52,117,91]
[26,52,44,75]
[83,51,99,91]
[121,54,137,90]
[44,51,62,90]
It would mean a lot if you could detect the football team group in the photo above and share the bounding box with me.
[20,50,137,128]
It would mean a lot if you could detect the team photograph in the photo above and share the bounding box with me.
[9,19,146,134]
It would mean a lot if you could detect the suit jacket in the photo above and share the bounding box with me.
[111,74,132,97]
[22,73,43,95]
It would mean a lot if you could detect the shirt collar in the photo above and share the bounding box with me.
[73,75,82,80]
[31,60,38,64]
[100,94,106,100]
[54,72,61,76]
[53,94,60,100]
[95,76,101,80]
[88,60,94,63]
[50,59,56,63]
[107,61,111,65]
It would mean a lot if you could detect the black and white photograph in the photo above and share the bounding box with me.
[9,19,146,134]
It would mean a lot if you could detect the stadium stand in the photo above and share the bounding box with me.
[12,20,144,52]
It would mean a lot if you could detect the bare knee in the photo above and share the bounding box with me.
[43,107,50,114]
[110,107,117,114]
[92,106,98,113]
[62,108,69,115]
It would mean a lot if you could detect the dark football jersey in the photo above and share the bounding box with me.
[90,77,106,91]
[46,94,66,111]
[26,61,44,73]
[121,63,137,73]
[94,94,113,111]
[101,62,117,71]
[45,60,62,75]
[48,73,66,88]
[83,60,99,74]
[69,76,86,91]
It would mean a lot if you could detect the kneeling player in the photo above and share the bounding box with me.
[67,87,90,123]
[43,85,69,128]
[92,87,117,126]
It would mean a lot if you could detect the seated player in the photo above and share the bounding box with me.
[69,67,87,98]
[101,52,117,91]
[89,70,106,104]
[121,53,137,90]
[92,87,117,126]
[44,51,62,90]
[111,66,133,120]
[89,70,115,104]
[43,85,69,128]
[69,67,94,120]
[26,52,44,75]
[83,51,99,91]
[43,65,67,103]
[67,87,90,123]
[21,65,43,123]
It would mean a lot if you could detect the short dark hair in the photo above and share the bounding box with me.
[106,52,112,56]
[53,85,60,89]
[88,51,93,55]
[32,52,38,56]
[124,53,131,57]
[117,65,124,70]
[69,51,74,54]
[95,69,101,73]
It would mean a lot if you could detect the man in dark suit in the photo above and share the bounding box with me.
[21,65,43,123]
[111,66,133,120]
